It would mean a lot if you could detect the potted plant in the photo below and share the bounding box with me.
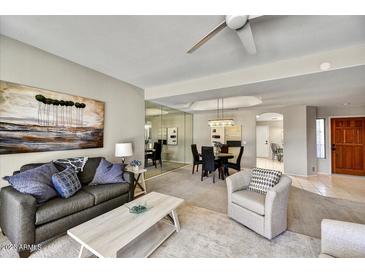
[130,160,142,172]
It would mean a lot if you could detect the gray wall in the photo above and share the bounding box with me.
[0,35,145,187]
[306,106,317,175]
[316,105,365,174]
[193,105,316,176]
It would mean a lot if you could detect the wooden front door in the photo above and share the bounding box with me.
[331,117,365,176]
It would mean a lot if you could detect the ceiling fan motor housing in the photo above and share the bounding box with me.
[226,15,249,30]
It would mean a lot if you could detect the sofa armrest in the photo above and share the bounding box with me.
[264,175,292,239]
[226,169,252,194]
[0,186,37,249]
[123,171,135,201]
[321,219,365,258]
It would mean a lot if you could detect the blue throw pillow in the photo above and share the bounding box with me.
[89,159,127,185]
[3,162,59,203]
[52,167,81,198]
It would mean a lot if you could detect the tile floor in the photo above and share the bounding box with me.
[257,157,365,203]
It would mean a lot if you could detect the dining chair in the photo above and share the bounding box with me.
[224,146,244,176]
[201,146,220,183]
[145,142,162,168]
[191,144,203,174]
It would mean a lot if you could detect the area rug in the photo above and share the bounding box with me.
[146,166,365,238]
[0,204,320,258]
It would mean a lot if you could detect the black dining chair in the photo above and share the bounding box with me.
[224,146,244,176]
[145,142,162,168]
[191,144,203,174]
[201,146,220,183]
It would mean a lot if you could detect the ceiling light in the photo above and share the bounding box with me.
[320,62,331,71]
[256,115,260,119]
[208,98,234,127]
[208,119,235,127]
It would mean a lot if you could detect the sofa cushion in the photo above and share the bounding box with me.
[35,190,94,225]
[82,183,130,205]
[52,167,82,198]
[231,190,266,215]
[77,157,104,185]
[89,159,127,185]
[248,168,282,194]
[4,162,59,203]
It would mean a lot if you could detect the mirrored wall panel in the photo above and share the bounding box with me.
[145,101,193,179]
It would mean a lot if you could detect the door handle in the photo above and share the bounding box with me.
[331,144,336,151]
[265,141,268,144]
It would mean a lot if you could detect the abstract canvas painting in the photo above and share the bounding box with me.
[0,81,104,154]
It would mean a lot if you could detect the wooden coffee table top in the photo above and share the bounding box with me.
[67,192,184,258]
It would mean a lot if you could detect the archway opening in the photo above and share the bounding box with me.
[256,113,284,172]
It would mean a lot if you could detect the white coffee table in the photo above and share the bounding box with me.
[67,192,184,258]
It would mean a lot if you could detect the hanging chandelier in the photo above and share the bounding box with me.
[208,98,235,127]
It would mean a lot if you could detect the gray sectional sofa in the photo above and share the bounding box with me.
[0,157,134,258]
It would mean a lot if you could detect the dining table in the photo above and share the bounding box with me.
[214,152,234,180]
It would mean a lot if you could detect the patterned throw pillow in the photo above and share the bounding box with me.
[52,167,82,198]
[248,168,282,194]
[89,159,127,185]
[3,162,59,203]
[53,157,88,173]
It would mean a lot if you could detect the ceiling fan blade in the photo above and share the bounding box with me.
[187,20,227,54]
[236,22,257,54]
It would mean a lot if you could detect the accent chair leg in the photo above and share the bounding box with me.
[213,172,216,183]
[192,164,195,174]
[201,169,204,181]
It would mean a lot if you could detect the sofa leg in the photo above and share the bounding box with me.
[18,250,31,258]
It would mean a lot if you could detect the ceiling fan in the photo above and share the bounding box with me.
[187,15,261,54]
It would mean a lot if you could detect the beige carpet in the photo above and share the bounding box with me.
[146,166,365,239]
[145,161,188,179]
[0,204,320,258]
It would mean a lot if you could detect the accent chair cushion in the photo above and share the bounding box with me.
[89,159,127,185]
[83,183,130,205]
[231,190,266,215]
[35,190,95,225]
[3,162,59,203]
[248,168,282,194]
[52,167,82,198]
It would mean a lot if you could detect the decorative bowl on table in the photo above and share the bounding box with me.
[125,202,150,214]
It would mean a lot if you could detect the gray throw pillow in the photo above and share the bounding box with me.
[3,162,59,203]
[89,159,127,185]
[52,167,82,198]
[248,168,282,194]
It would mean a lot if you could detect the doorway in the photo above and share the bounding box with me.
[331,117,365,176]
[256,113,284,172]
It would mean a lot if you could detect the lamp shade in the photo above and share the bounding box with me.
[115,143,133,157]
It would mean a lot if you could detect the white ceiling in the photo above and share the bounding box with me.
[153,65,365,110]
[1,15,365,89]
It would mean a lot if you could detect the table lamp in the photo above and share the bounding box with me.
[115,143,133,164]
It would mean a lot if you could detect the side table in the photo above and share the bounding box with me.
[126,168,147,197]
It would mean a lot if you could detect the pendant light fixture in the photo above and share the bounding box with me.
[208,98,235,127]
